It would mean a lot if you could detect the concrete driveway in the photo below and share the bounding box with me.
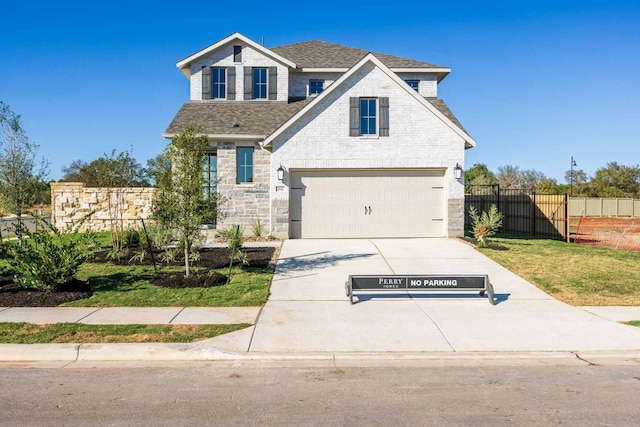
[247,239,640,353]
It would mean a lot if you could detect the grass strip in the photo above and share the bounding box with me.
[626,321,640,328]
[64,263,273,307]
[0,322,251,344]
[475,236,640,306]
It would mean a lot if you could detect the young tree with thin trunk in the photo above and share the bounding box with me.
[152,126,209,277]
[0,102,49,233]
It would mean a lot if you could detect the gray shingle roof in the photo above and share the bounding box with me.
[425,98,468,134]
[164,99,313,136]
[165,98,467,139]
[271,40,445,69]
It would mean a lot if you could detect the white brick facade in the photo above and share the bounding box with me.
[169,33,474,239]
[269,63,465,237]
[189,42,289,102]
[288,72,341,99]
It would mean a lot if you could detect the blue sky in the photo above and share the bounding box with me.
[1,1,639,182]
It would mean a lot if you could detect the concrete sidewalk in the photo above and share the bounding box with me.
[2,238,640,364]
[0,307,260,325]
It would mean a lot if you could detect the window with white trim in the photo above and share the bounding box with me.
[253,68,267,99]
[360,98,377,135]
[406,80,419,92]
[237,147,254,183]
[309,79,324,95]
[212,68,226,99]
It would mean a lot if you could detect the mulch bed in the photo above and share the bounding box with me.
[0,278,92,308]
[0,246,276,308]
[92,246,275,269]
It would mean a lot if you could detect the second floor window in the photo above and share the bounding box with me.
[309,80,324,95]
[360,98,377,135]
[237,147,254,183]
[406,80,419,92]
[253,68,267,99]
[212,68,226,99]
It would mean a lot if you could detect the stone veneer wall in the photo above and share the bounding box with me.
[447,198,465,237]
[215,142,271,232]
[51,182,157,232]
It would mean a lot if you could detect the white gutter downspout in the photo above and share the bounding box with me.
[258,142,274,235]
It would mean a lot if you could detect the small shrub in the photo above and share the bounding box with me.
[251,219,263,238]
[160,248,178,265]
[144,223,176,251]
[129,247,147,264]
[2,216,98,291]
[468,205,503,247]
[106,247,128,262]
[123,229,141,246]
[217,226,248,265]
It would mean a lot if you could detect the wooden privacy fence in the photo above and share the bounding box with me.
[465,185,568,240]
[569,197,640,217]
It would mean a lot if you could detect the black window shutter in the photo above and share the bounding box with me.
[379,97,389,137]
[349,97,360,136]
[268,67,277,100]
[201,67,211,100]
[227,67,236,100]
[244,67,252,100]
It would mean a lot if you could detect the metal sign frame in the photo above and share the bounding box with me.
[345,274,496,305]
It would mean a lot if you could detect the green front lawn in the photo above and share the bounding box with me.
[0,322,251,343]
[476,237,640,306]
[64,263,273,307]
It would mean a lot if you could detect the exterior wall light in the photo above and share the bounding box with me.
[277,165,285,181]
[454,163,463,180]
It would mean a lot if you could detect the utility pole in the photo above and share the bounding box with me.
[570,156,577,197]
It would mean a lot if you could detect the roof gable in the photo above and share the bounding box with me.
[176,32,296,78]
[262,53,475,148]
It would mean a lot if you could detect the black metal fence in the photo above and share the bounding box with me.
[465,185,568,240]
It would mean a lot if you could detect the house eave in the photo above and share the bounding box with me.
[262,53,475,148]
[176,32,297,79]
[162,133,266,141]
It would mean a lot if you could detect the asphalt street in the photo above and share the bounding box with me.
[1,364,640,425]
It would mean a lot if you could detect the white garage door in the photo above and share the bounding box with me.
[289,169,445,238]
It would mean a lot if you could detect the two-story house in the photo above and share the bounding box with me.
[164,32,475,239]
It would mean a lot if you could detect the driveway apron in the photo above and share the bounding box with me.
[248,239,640,353]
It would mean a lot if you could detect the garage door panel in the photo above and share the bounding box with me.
[290,169,445,238]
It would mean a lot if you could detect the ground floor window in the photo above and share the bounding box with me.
[237,147,254,183]
[203,152,217,199]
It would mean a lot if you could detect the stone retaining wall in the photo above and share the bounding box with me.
[51,182,157,232]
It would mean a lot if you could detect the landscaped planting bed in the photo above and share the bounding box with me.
[0,246,276,307]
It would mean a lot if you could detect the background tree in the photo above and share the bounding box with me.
[536,177,562,194]
[589,162,640,197]
[61,149,149,187]
[152,126,210,277]
[464,163,498,191]
[497,165,546,190]
[146,153,171,187]
[564,168,590,196]
[0,101,49,226]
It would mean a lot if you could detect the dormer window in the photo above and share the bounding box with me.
[406,80,419,92]
[309,79,324,95]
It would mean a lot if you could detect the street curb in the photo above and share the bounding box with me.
[2,343,639,366]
